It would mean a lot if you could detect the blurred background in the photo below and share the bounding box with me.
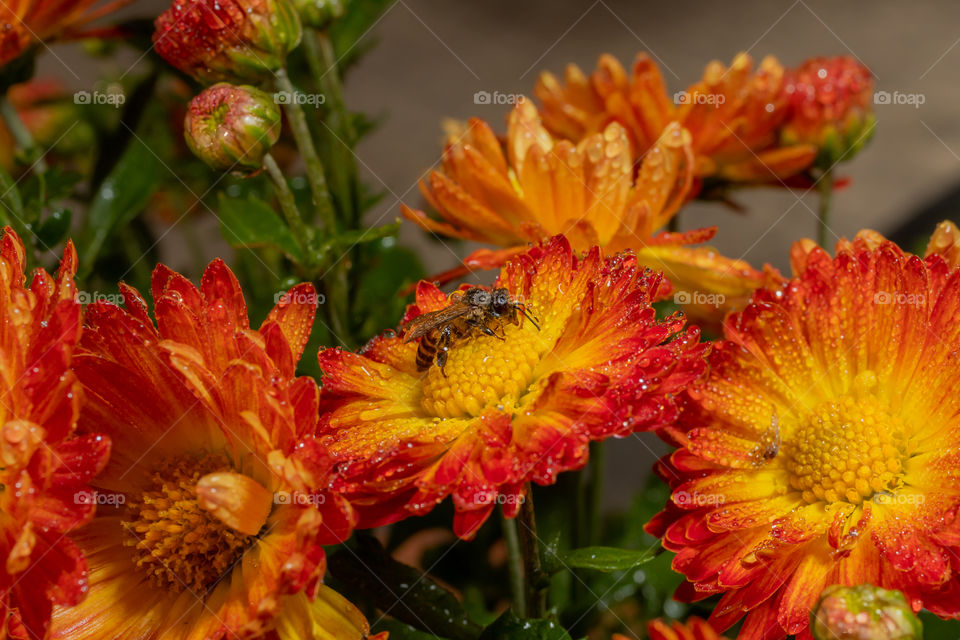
[31,0,960,507]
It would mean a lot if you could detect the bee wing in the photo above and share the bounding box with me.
[402,304,472,342]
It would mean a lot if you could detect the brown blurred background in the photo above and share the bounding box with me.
[35,0,960,507]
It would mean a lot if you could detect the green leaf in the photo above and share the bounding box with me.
[479,611,573,640]
[78,137,163,277]
[316,219,400,254]
[216,194,305,263]
[554,546,657,573]
[36,208,72,247]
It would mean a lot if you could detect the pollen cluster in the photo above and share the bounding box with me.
[786,384,906,505]
[420,322,547,418]
[122,454,255,593]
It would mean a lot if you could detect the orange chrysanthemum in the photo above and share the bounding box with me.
[402,100,774,321]
[0,0,126,68]
[0,228,109,640]
[535,52,818,188]
[647,229,960,639]
[636,617,728,640]
[317,236,708,539]
[49,261,377,640]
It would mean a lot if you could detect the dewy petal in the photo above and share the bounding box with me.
[197,471,273,536]
[319,236,708,538]
[649,230,960,639]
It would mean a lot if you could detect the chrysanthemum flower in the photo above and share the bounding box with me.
[49,261,375,639]
[317,236,708,538]
[638,617,728,640]
[0,0,127,68]
[0,228,109,640]
[534,52,819,188]
[647,228,960,639]
[153,0,302,83]
[781,56,875,169]
[403,99,774,321]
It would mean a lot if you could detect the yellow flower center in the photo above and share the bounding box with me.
[786,384,906,505]
[122,454,255,593]
[420,323,546,418]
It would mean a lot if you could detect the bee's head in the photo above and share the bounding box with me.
[464,288,492,308]
[490,288,511,312]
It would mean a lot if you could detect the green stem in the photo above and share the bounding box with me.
[588,440,606,544]
[501,508,526,617]
[816,169,834,247]
[0,94,46,175]
[263,153,313,265]
[517,485,547,618]
[275,67,336,231]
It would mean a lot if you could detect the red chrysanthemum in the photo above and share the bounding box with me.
[317,236,708,539]
[648,228,960,639]
[49,261,376,640]
[0,228,109,640]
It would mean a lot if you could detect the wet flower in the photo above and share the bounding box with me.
[0,228,109,640]
[49,261,375,639]
[184,82,281,173]
[781,56,876,169]
[647,229,960,639]
[642,617,728,640]
[317,236,708,538]
[153,0,302,84]
[403,99,774,321]
[534,52,818,189]
[0,0,126,69]
[811,584,922,640]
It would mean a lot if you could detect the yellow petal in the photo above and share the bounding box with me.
[274,587,375,640]
[196,471,272,536]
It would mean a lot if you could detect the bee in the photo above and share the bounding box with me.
[402,287,539,375]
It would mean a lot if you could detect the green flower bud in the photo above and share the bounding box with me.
[811,584,922,640]
[184,83,281,173]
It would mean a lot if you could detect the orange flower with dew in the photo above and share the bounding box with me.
[0,228,109,640]
[535,52,818,188]
[317,236,708,538]
[0,0,127,68]
[647,228,960,639]
[402,99,774,321]
[49,261,377,640]
[624,617,727,640]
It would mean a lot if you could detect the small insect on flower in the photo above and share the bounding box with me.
[402,286,539,375]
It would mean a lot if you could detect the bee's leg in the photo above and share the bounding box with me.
[437,349,448,377]
[473,320,505,341]
[435,325,453,376]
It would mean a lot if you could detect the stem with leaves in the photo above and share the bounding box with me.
[263,152,313,265]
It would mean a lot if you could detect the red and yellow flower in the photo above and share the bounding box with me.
[317,236,708,539]
[403,99,775,321]
[534,52,819,188]
[0,0,127,68]
[648,227,960,639]
[49,261,375,639]
[638,617,728,640]
[0,228,109,640]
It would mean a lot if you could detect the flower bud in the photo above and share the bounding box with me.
[811,584,922,640]
[290,0,345,29]
[184,83,281,173]
[781,56,875,169]
[153,0,302,84]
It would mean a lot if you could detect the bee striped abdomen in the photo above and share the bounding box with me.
[416,330,439,371]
